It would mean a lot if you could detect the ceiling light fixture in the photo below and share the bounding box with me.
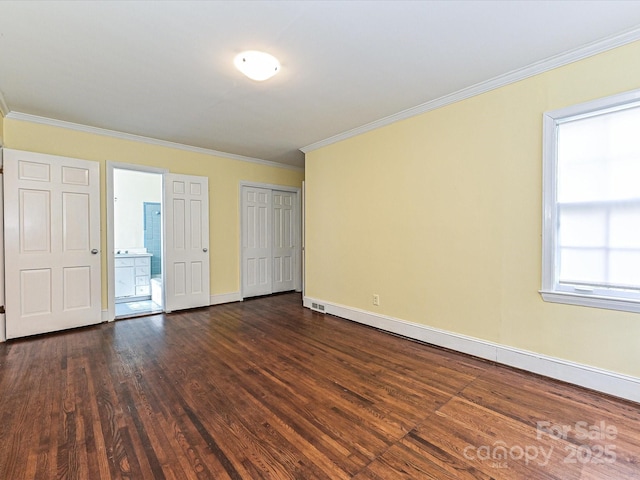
[234,50,280,81]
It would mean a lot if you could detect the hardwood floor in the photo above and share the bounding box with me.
[0,293,638,479]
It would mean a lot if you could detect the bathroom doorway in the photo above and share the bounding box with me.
[108,164,165,319]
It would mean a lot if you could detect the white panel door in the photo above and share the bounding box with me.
[164,174,210,312]
[272,191,296,293]
[242,186,272,297]
[3,149,101,339]
[301,181,305,297]
[0,167,5,342]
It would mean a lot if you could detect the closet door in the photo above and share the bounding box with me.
[241,186,272,297]
[272,191,296,293]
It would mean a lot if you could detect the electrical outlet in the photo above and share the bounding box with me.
[373,294,380,306]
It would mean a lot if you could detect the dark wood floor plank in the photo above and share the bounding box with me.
[1,292,639,479]
[156,314,357,478]
[460,366,640,429]
[434,397,584,479]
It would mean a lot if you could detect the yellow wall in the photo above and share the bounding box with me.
[3,118,304,307]
[305,40,640,378]
[0,112,4,145]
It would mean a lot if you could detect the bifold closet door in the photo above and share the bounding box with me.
[242,186,297,298]
[242,186,272,297]
[272,191,296,293]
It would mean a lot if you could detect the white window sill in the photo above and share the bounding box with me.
[540,290,640,314]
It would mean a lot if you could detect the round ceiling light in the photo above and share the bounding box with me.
[234,50,280,81]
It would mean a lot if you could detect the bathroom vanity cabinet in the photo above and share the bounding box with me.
[115,253,152,302]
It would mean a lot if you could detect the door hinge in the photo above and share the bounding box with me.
[0,306,5,314]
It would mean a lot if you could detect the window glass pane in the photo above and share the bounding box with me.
[556,148,607,203]
[608,251,640,287]
[609,204,640,248]
[559,248,605,285]
[558,208,606,248]
[557,106,640,204]
[609,158,640,200]
[555,103,640,290]
[609,106,640,159]
[543,92,640,310]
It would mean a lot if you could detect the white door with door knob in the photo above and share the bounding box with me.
[3,149,102,339]
[163,173,210,312]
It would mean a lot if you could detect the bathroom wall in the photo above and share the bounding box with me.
[143,202,162,276]
[114,169,162,251]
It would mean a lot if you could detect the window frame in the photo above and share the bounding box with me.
[541,88,640,314]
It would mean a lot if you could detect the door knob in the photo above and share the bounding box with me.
[91,249,99,254]
[203,248,208,252]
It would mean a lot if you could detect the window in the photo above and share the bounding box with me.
[541,89,640,313]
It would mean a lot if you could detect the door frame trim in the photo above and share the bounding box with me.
[239,181,302,299]
[106,162,168,321]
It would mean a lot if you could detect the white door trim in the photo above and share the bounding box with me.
[106,162,168,321]
[239,181,301,299]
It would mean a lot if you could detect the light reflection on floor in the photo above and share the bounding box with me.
[115,300,163,318]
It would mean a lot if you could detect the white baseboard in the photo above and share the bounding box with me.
[210,291,242,306]
[303,296,640,404]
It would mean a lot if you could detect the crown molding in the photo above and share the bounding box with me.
[5,112,303,172]
[301,26,640,154]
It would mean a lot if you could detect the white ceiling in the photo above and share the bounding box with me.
[2,1,640,169]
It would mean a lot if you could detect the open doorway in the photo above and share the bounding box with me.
[111,167,164,318]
